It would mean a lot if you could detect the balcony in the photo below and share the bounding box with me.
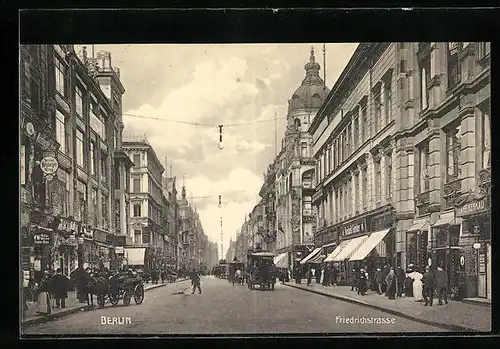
[415,190,430,207]
[443,178,463,209]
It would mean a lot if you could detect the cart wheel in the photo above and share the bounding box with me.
[123,291,131,306]
[134,284,144,304]
[109,293,120,306]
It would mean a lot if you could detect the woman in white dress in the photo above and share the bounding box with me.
[409,269,424,302]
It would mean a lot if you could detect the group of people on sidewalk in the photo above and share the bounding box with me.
[350,263,450,306]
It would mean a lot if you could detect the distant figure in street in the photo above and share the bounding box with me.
[385,267,397,299]
[422,266,436,306]
[36,271,52,315]
[351,269,358,291]
[190,269,202,294]
[306,266,313,286]
[435,265,449,305]
[51,268,70,309]
[357,268,368,296]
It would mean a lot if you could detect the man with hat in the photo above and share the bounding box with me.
[422,266,436,306]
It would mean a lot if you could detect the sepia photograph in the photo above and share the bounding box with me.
[20,41,491,336]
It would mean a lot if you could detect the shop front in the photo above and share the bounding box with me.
[53,216,81,276]
[455,195,491,299]
[429,210,462,297]
[405,216,431,273]
[90,228,115,269]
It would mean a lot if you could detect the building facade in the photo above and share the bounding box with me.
[309,42,491,299]
[123,136,166,269]
[258,162,278,252]
[275,48,330,270]
[161,171,179,268]
[21,45,132,280]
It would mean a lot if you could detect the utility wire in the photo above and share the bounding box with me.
[123,112,286,128]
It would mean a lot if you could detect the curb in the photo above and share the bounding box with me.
[22,278,191,328]
[285,283,483,333]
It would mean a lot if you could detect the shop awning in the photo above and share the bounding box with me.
[324,240,349,262]
[273,252,289,268]
[348,229,391,261]
[330,236,368,262]
[407,218,430,232]
[299,247,322,265]
[321,242,337,249]
[307,251,326,264]
[432,211,455,227]
[124,247,146,266]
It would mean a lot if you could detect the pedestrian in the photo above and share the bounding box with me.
[190,268,202,294]
[350,268,358,291]
[315,267,321,284]
[395,267,406,297]
[422,266,436,306]
[435,265,449,305]
[36,271,52,315]
[306,266,312,286]
[331,265,338,286]
[51,268,70,309]
[382,265,390,295]
[357,268,368,296]
[375,268,384,295]
[320,266,326,286]
[385,267,397,300]
[405,264,415,298]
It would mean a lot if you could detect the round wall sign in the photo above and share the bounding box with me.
[460,256,465,266]
[26,122,35,137]
[44,174,54,181]
[40,156,59,175]
[427,258,432,267]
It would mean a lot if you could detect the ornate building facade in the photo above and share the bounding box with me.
[20,45,132,280]
[274,48,330,270]
[258,162,278,252]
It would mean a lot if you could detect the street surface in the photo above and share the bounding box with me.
[24,276,446,334]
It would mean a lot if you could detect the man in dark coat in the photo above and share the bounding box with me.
[331,266,338,286]
[70,266,87,303]
[375,268,384,294]
[190,268,202,294]
[351,268,358,291]
[435,266,449,305]
[422,266,436,306]
[51,268,70,308]
[395,267,406,297]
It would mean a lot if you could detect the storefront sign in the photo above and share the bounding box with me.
[40,156,59,175]
[34,233,50,245]
[455,197,489,217]
[35,131,57,150]
[342,218,367,236]
[58,218,79,233]
[115,246,124,254]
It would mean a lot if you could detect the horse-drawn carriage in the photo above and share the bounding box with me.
[92,271,144,307]
[247,251,276,291]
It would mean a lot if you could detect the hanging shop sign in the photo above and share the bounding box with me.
[34,232,51,245]
[57,218,79,233]
[341,218,367,237]
[25,122,36,137]
[115,246,124,254]
[80,225,93,240]
[40,156,59,175]
[35,131,57,150]
[455,197,489,218]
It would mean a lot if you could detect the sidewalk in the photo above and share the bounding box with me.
[286,281,491,332]
[22,278,190,327]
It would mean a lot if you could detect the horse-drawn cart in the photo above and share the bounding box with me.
[107,273,145,306]
[247,251,276,291]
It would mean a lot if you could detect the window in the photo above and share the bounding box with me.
[344,184,348,218]
[374,89,382,132]
[91,188,98,225]
[54,58,67,97]
[353,114,359,150]
[420,56,430,111]
[384,80,392,123]
[55,110,66,154]
[447,42,461,90]
[385,153,392,200]
[30,78,41,112]
[354,172,359,213]
[134,230,142,244]
[301,142,307,158]
[481,104,491,169]
[133,154,141,167]
[75,129,84,167]
[347,179,352,215]
[77,180,87,222]
[327,148,331,174]
[375,158,382,203]
[361,104,368,142]
[132,175,141,193]
[346,124,351,156]
[90,141,96,175]
[75,86,84,117]
[101,194,108,228]
[478,42,491,60]
[63,172,70,216]
[339,187,343,219]
[101,151,107,182]
[133,203,142,217]
[419,143,430,193]
[90,100,106,140]
[446,124,461,182]
[114,167,120,189]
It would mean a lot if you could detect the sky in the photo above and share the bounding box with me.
[92,43,358,258]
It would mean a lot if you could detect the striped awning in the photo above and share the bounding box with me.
[273,252,289,268]
[299,247,322,265]
[307,251,326,264]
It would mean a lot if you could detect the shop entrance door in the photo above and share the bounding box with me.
[477,244,487,298]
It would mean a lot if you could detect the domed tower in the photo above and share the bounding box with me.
[287,47,330,128]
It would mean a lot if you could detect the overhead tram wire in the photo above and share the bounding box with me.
[123,112,286,128]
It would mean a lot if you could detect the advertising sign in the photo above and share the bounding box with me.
[40,156,59,175]
[455,197,489,218]
[115,246,124,254]
[34,233,50,245]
